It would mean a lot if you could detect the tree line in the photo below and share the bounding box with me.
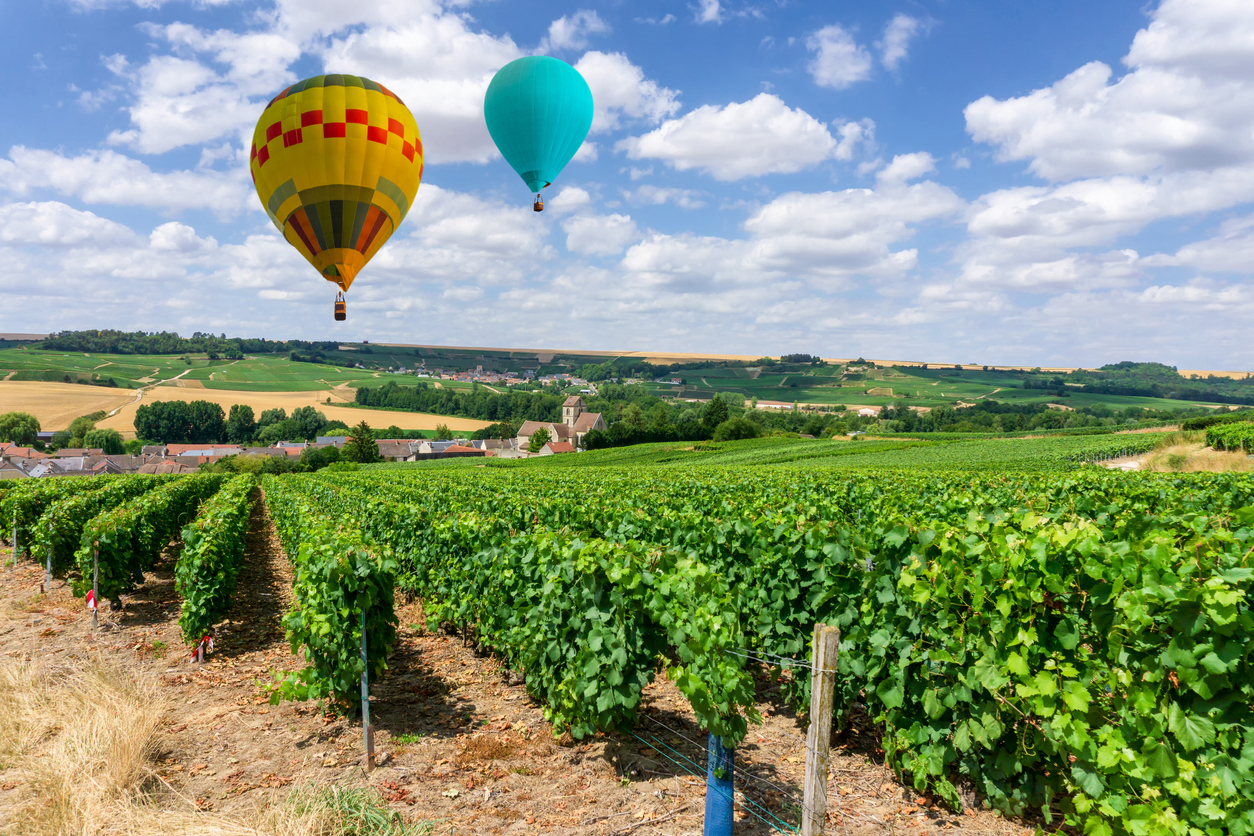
[354,381,564,424]
[40,329,338,359]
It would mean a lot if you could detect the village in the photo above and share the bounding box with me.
[0,396,613,479]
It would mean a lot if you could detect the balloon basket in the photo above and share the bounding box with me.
[334,292,346,321]
[533,195,544,212]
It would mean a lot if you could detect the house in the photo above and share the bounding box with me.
[857,407,880,418]
[137,459,198,475]
[316,436,348,446]
[54,448,104,458]
[535,441,575,456]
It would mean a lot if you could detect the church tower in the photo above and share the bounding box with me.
[562,396,585,428]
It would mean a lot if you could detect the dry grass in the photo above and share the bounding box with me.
[0,657,167,835]
[1139,431,1254,473]
[0,657,426,836]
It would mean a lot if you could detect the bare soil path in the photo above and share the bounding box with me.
[0,508,1037,836]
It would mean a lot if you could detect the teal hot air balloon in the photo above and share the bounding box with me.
[484,56,594,211]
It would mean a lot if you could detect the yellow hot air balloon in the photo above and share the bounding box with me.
[249,74,423,320]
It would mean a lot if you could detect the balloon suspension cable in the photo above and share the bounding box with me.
[533,194,544,212]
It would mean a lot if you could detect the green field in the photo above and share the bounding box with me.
[659,363,1235,411]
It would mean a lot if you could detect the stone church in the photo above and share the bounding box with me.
[516,396,607,451]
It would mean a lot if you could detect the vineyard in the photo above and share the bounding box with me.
[1,434,1252,836]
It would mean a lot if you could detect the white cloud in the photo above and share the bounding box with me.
[833,118,875,160]
[547,186,592,212]
[876,14,923,71]
[318,15,522,165]
[694,0,722,25]
[563,213,640,255]
[876,152,936,187]
[623,185,706,209]
[542,10,610,52]
[0,147,251,216]
[1147,214,1254,273]
[149,221,217,253]
[574,52,681,134]
[619,94,843,180]
[966,0,1254,181]
[108,27,300,154]
[0,202,138,247]
[807,25,873,90]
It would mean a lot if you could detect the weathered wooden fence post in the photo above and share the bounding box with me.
[92,542,99,634]
[361,608,375,771]
[802,623,840,836]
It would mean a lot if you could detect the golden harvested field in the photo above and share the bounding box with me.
[0,381,490,437]
[0,381,137,430]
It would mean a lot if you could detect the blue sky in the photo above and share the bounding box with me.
[2,0,1252,369]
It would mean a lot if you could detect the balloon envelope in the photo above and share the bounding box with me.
[484,57,594,195]
[249,74,424,292]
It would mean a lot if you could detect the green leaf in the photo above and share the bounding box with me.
[1167,702,1216,751]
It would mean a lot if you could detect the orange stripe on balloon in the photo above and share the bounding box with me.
[358,208,389,253]
[289,209,321,256]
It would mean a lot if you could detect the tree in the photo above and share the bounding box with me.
[383,425,404,439]
[300,444,341,470]
[621,403,647,431]
[83,428,125,455]
[69,414,99,440]
[188,400,226,443]
[343,420,382,463]
[289,406,328,440]
[434,423,452,440]
[225,404,257,444]
[527,427,552,452]
[712,417,761,442]
[257,408,287,428]
[0,412,40,446]
[701,395,729,431]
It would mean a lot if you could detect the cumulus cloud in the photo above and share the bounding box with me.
[575,51,681,134]
[1147,214,1254,273]
[694,0,721,25]
[623,185,706,209]
[876,14,924,71]
[619,94,853,180]
[542,10,610,52]
[619,174,963,294]
[0,202,138,247]
[807,25,873,90]
[563,213,640,256]
[0,147,252,216]
[966,0,1254,181]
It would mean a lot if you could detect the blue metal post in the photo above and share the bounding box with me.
[704,732,734,836]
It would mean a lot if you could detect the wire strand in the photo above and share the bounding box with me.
[629,730,800,834]
[639,714,810,812]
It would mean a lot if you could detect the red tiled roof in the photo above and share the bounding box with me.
[543,441,575,454]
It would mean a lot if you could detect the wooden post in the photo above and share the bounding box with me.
[361,609,375,771]
[92,543,99,635]
[802,624,840,836]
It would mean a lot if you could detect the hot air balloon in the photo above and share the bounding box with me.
[250,74,423,321]
[484,57,594,212]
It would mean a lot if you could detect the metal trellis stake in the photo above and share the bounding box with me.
[704,733,734,836]
[361,608,375,771]
[11,512,17,568]
[45,544,51,593]
[802,623,840,836]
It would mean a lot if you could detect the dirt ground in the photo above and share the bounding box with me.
[0,500,1039,836]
